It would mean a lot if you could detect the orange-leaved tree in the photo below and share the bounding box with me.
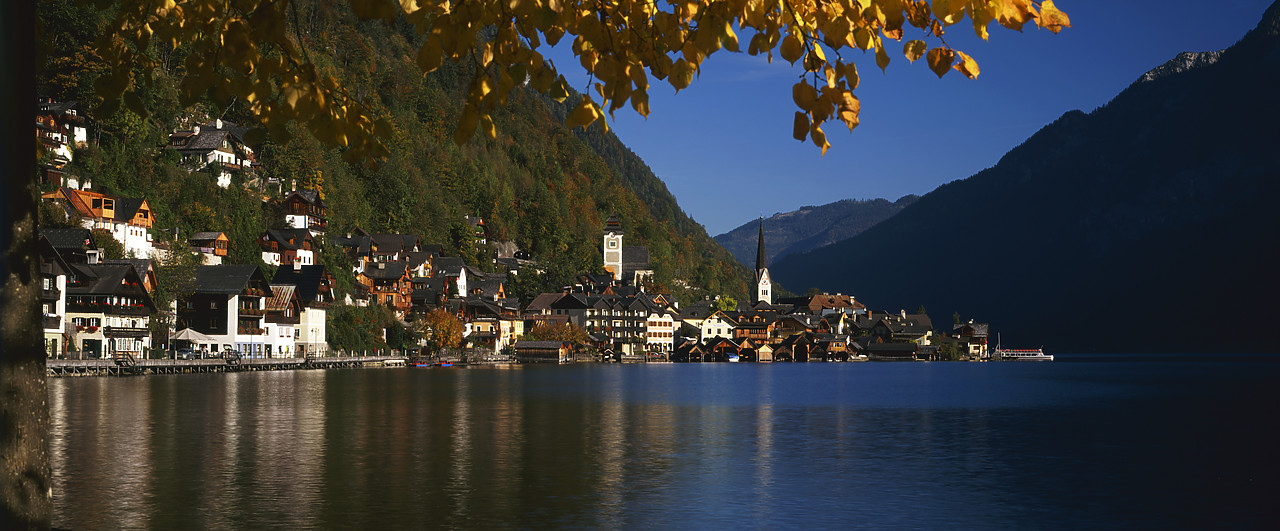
[76,0,1068,157]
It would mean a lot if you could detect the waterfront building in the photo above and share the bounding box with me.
[40,235,71,358]
[177,265,272,356]
[64,263,156,359]
[41,187,156,259]
[263,284,300,358]
[272,264,334,356]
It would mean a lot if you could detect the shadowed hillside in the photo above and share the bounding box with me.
[772,3,1280,352]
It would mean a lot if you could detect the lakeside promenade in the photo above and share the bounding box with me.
[46,355,408,376]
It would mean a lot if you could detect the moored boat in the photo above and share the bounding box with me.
[995,348,1053,361]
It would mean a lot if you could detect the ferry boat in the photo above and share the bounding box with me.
[994,348,1053,361]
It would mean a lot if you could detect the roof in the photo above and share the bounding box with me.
[112,197,147,222]
[526,293,564,311]
[41,228,93,251]
[67,264,132,295]
[264,285,297,311]
[271,265,330,304]
[362,261,407,280]
[102,259,151,280]
[190,231,225,242]
[622,246,650,273]
[191,265,265,294]
[284,189,326,208]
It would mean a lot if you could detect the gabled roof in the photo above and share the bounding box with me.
[370,233,418,254]
[41,228,94,252]
[525,293,564,312]
[551,293,590,310]
[190,231,226,243]
[434,256,466,276]
[192,265,266,294]
[284,189,326,208]
[622,246,650,273]
[264,285,297,311]
[112,197,148,222]
[271,265,331,304]
[262,228,313,251]
[103,259,152,280]
[362,261,408,280]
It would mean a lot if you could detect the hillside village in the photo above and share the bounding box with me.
[37,98,994,364]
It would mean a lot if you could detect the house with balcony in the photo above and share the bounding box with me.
[42,187,156,258]
[40,235,71,358]
[167,120,257,188]
[272,264,334,357]
[65,263,156,359]
[189,231,229,265]
[358,261,413,317]
[177,265,273,356]
[281,189,328,234]
[36,98,88,171]
[263,284,301,358]
[259,228,316,267]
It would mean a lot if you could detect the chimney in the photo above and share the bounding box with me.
[215,119,222,129]
[193,125,200,135]
[291,179,296,192]
[900,309,907,318]
[294,260,302,272]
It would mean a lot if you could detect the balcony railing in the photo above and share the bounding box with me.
[66,302,151,316]
[41,288,61,301]
[43,315,61,330]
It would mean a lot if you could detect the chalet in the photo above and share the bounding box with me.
[272,264,334,356]
[433,256,468,297]
[953,321,991,358]
[259,228,316,267]
[65,263,156,359]
[40,235,72,358]
[42,187,155,258]
[730,310,777,345]
[189,231,229,264]
[167,120,257,188]
[773,314,829,341]
[514,340,573,363]
[36,98,88,170]
[699,311,737,343]
[777,293,867,316]
[177,265,273,356]
[359,261,413,315]
[281,189,328,234]
[103,259,158,294]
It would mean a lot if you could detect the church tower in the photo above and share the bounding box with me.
[603,215,624,281]
[755,217,772,304]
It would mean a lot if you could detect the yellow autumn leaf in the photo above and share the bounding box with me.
[480,114,496,138]
[926,47,955,78]
[875,43,890,72]
[417,35,443,73]
[792,82,818,112]
[454,104,479,144]
[810,123,829,155]
[837,91,860,131]
[933,0,967,25]
[779,33,804,64]
[1038,0,1071,34]
[793,111,809,142]
[565,96,599,130]
[953,50,979,79]
[669,58,694,91]
[903,40,926,63]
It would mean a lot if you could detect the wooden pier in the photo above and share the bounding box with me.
[46,355,409,377]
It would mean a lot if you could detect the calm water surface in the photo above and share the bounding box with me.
[50,355,1280,529]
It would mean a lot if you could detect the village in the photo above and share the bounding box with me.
[36,99,994,368]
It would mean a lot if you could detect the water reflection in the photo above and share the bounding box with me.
[50,361,1280,529]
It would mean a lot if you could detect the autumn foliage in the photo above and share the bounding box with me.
[81,0,1068,157]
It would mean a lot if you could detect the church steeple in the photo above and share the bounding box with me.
[754,216,771,304]
[756,216,767,271]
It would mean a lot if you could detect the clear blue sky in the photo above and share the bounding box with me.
[545,1,1273,236]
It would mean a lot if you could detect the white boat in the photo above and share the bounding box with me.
[727,353,741,362]
[995,347,1053,361]
[993,334,1052,361]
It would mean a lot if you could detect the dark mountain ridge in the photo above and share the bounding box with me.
[772,2,1280,352]
[714,195,919,268]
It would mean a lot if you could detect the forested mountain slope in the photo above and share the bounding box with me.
[36,0,750,303]
[772,3,1280,352]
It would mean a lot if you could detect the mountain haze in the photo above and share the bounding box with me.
[714,196,919,269]
[772,2,1280,353]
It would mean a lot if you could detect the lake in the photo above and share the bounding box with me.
[50,355,1280,529]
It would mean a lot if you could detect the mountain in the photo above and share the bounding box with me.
[771,3,1280,353]
[35,0,750,304]
[713,196,919,269]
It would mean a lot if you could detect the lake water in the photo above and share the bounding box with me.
[50,355,1280,529]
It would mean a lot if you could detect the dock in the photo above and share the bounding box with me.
[46,355,409,377]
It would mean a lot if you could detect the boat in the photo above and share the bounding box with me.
[727,353,741,363]
[993,334,1053,361]
[995,348,1053,361]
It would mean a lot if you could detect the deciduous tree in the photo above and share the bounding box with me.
[72,0,1069,158]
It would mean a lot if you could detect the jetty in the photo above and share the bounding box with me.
[46,354,408,377]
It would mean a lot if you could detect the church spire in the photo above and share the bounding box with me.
[756,216,766,272]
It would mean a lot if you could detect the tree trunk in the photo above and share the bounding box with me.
[3,2,52,528]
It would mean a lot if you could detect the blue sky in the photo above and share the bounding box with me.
[545,1,1273,236]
